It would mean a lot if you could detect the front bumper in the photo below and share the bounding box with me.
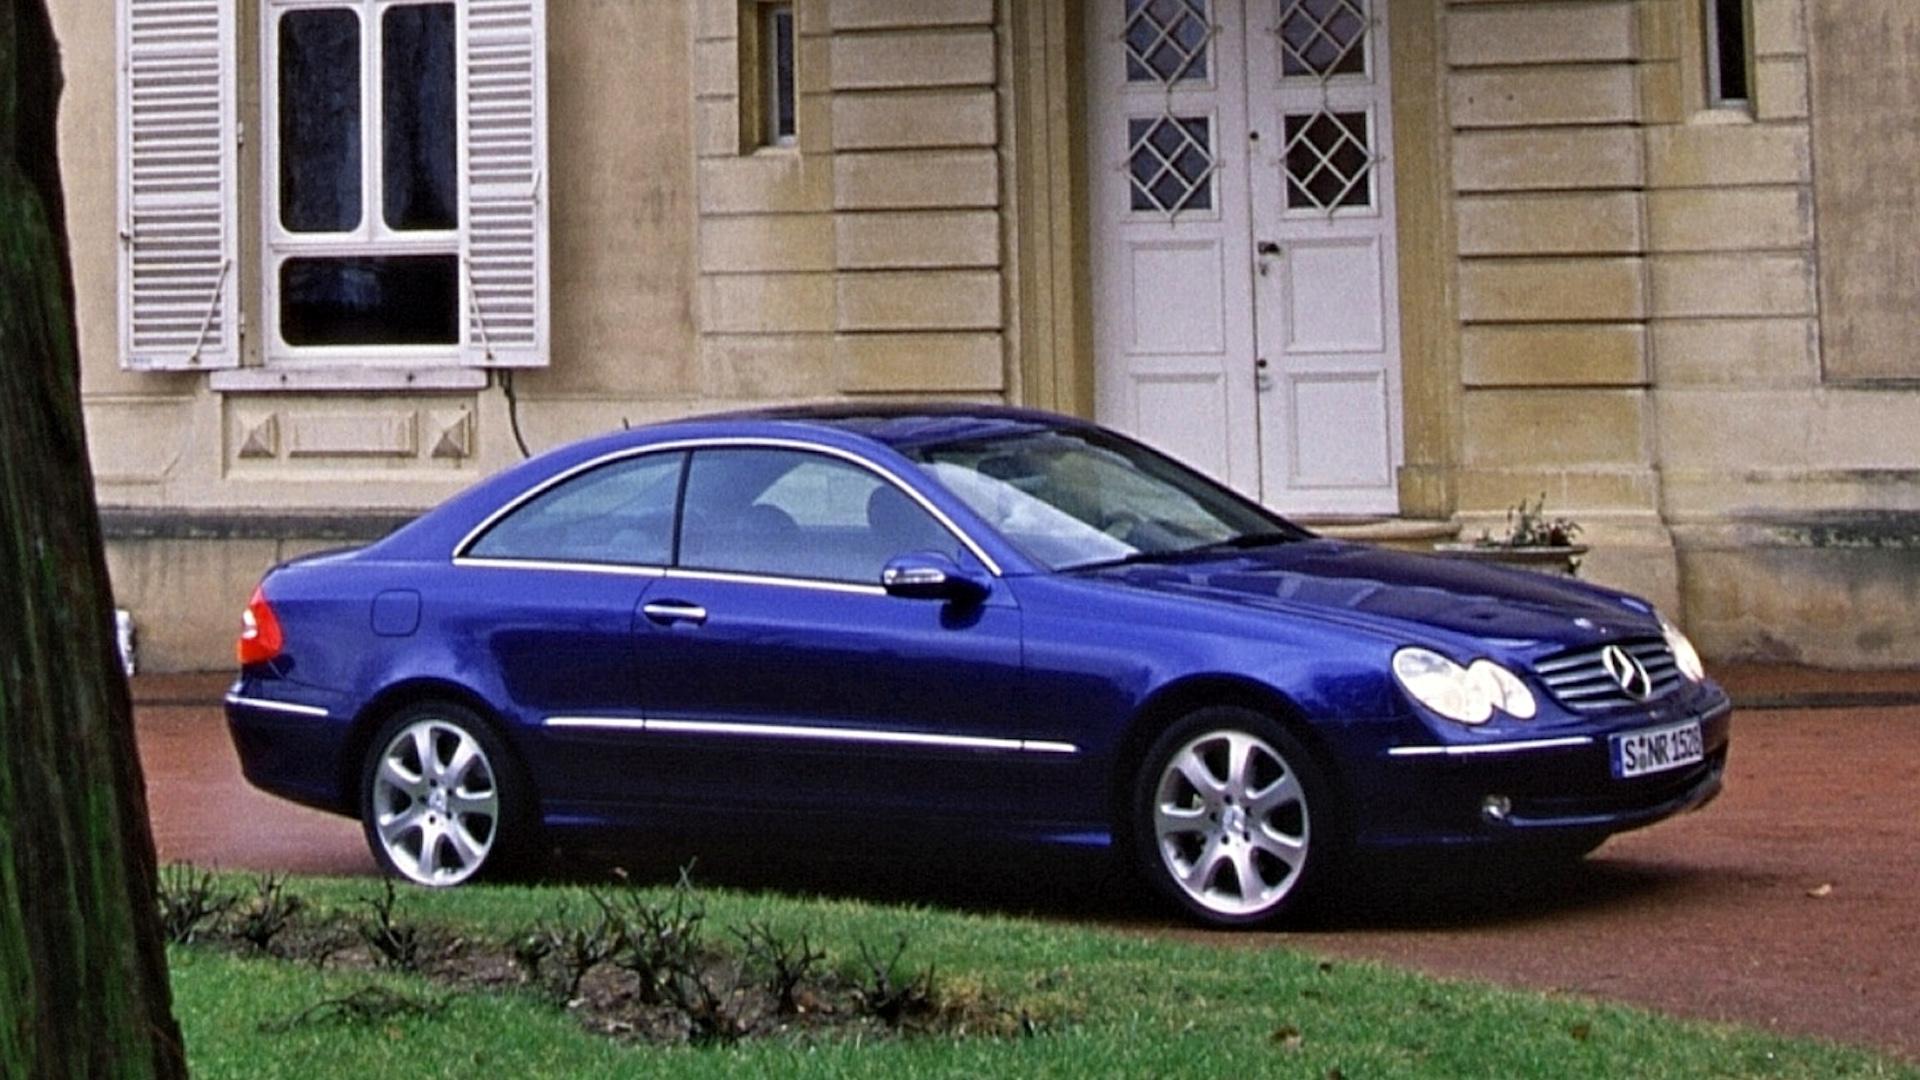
[1353,694,1733,849]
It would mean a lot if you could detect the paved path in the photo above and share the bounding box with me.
[137,675,372,877]
[1277,701,1920,1062]
[135,670,1920,1060]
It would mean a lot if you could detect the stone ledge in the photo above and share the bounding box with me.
[1669,511,1920,551]
[101,509,416,543]
[1297,517,1460,551]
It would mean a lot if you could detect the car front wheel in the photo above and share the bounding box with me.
[359,702,535,886]
[1134,707,1332,927]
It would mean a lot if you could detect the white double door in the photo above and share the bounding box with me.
[1090,0,1403,515]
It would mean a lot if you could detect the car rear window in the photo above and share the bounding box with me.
[467,452,683,566]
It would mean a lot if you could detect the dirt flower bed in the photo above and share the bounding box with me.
[157,865,1042,1046]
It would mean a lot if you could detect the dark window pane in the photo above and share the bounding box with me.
[1712,0,1749,102]
[680,449,962,583]
[1284,111,1373,210]
[279,9,362,232]
[1128,116,1214,213]
[1124,0,1210,83]
[280,255,459,346]
[470,453,685,566]
[383,4,458,230]
[769,6,796,141]
[1280,0,1367,78]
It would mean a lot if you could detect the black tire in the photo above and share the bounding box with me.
[358,700,542,886]
[1131,706,1338,928]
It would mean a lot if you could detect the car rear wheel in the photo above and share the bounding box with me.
[1134,707,1333,927]
[360,702,536,886]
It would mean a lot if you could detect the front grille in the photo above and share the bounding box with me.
[1533,637,1683,712]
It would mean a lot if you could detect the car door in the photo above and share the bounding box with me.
[630,445,1042,833]
[452,449,686,809]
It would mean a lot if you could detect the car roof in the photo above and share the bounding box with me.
[688,403,1095,451]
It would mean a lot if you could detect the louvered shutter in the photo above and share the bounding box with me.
[461,0,549,368]
[117,0,239,371]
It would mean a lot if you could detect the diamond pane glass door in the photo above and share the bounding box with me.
[1090,0,1263,498]
[1246,0,1402,513]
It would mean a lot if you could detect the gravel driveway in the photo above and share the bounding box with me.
[134,669,1920,1060]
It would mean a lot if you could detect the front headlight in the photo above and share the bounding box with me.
[1661,616,1706,682]
[1392,647,1538,726]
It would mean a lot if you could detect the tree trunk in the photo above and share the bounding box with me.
[0,2,189,1076]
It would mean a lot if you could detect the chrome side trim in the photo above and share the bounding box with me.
[663,568,887,597]
[1387,735,1595,758]
[541,714,1079,756]
[225,693,330,719]
[646,718,1026,751]
[1022,740,1082,755]
[546,716,648,731]
[452,559,892,597]
[453,557,667,578]
[451,436,1004,576]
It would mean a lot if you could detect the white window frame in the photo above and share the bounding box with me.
[261,0,464,369]
[118,0,545,388]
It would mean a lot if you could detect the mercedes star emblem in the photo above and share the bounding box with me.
[1600,644,1653,700]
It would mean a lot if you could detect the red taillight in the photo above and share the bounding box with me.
[237,584,284,666]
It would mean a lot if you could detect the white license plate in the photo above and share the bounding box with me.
[1609,719,1705,779]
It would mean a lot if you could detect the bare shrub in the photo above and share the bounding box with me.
[354,877,424,971]
[156,864,238,945]
[854,933,937,1028]
[732,921,825,1016]
[235,873,304,954]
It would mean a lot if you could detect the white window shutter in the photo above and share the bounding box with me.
[117,0,239,371]
[461,0,550,368]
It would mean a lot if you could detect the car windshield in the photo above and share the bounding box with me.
[901,427,1305,571]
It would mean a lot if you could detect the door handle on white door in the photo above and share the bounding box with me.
[642,601,709,626]
[1256,240,1281,276]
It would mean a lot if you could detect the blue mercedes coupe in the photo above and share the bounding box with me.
[226,406,1731,926]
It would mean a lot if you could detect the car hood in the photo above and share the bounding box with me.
[1079,539,1655,651]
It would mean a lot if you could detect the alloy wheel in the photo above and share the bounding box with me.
[1151,728,1311,919]
[370,718,500,886]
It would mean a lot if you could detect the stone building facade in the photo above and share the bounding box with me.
[46,0,1920,670]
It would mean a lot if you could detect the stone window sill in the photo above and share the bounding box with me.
[209,366,489,393]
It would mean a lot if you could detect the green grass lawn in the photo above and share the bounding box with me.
[169,873,1914,1079]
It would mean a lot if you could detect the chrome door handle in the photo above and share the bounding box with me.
[642,601,708,626]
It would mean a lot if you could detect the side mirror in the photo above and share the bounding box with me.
[881,552,990,605]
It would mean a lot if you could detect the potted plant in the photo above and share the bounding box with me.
[1434,494,1587,576]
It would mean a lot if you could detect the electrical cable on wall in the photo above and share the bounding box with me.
[500,369,532,459]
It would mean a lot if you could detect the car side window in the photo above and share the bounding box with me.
[466,452,684,566]
[679,448,967,583]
